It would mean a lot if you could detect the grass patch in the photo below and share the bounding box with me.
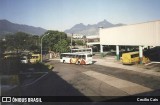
[100,53,108,57]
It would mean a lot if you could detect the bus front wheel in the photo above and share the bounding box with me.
[76,61,80,65]
[78,61,80,65]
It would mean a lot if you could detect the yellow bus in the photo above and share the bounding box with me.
[29,54,41,63]
[120,52,150,64]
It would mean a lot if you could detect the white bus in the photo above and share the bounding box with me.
[60,53,93,65]
[71,48,92,54]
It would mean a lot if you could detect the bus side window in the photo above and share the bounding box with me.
[82,55,86,59]
[60,54,63,59]
[78,55,82,59]
[73,55,76,58]
[70,55,72,58]
[131,54,139,58]
[87,54,92,57]
[67,55,70,58]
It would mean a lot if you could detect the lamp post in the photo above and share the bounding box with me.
[71,33,73,53]
[41,33,49,62]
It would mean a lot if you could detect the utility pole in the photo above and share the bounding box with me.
[71,33,73,53]
[41,33,49,62]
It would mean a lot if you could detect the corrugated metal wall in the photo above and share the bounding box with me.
[100,21,160,46]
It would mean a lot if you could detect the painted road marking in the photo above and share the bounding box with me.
[83,71,152,95]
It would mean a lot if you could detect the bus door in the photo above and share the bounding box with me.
[86,54,93,64]
[70,55,78,64]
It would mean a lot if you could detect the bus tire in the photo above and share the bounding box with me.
[78,61,80,65]
[63,60,65,63]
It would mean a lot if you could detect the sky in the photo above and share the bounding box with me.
[0,0,160,31]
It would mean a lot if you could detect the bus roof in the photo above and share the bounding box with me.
[123,51,139,55]
[71,48,92,50]
[61,52,91,55]
[31,54,40,56]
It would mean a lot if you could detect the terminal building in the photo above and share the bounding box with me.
[87,20,160,63]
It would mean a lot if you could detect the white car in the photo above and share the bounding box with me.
[20,56,28,64]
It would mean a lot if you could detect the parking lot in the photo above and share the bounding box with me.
[48,58,160,98]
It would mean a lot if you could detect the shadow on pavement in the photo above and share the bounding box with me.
[21,71,87,96]
[92,61,97,64]
[21,71,91,102]
[3,71,160,105]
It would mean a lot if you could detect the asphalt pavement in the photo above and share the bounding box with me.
[20,59,160,103]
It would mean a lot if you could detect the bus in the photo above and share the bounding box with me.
[3,52,19,59]
[120,52,150,64]
[29,54,41,63]
[60,53,93,65]
[71,48,92,54]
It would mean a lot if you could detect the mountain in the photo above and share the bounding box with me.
[65,19,125,35]
[0,19,46,35]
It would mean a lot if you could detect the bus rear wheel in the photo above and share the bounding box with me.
[76,61,80,65]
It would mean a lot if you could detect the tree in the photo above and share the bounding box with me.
[54,39,70,53]
[4,32,28,52]
[66,37,76,46]
[27,35,40,52]
[4,32,40,52]
[0,39,7,58]
[75,40,84,46]
[41,30,68,52]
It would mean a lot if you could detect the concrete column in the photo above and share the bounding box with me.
[100,45,103,53]
[49,53,52,59]
[139,46,143,64]
[116,45,120,60]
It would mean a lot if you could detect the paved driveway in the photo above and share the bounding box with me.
[50,60,160,96]
[21,60,160,102]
